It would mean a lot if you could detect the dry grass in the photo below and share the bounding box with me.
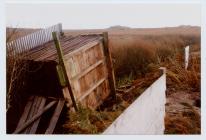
[6,54,29,110]
[165,103,200,134]
[109,34,200,81]
[6,29,30,110]
[108,31,200,134]
[166,52,200,91]
[62,104,121,134]
[110,37,156,78]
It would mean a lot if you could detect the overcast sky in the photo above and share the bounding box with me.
[6,3,201,29]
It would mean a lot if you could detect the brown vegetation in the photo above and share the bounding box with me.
[7,26,201,134]
[106,27,200,134]
[6,29,29,110]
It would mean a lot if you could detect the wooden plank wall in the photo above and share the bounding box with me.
[64,41,110,109]
[6,23,62,56]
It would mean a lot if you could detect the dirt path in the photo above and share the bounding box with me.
[164,89,200,134]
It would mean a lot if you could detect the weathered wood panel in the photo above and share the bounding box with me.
[64,40,110,109]
[23,97,40,133]
[15,96,34,130]
[45,99,65,134]
[15,96,47,134]
[13,100,57,134]
[29,97,46,134]
[102,32,116,99]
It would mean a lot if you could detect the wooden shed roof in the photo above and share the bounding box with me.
[25,34,103,61]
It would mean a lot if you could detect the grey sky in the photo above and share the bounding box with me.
[6,3,201,29]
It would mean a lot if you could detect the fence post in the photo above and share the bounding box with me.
[102,32,116,100]
[159,67,166,75]
[52,32,78,111]
[58,23,64,36]
[185,46,190,70]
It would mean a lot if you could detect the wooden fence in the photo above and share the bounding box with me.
[51,32,116,109]
[6,23,62,56]
[61,37,115,109]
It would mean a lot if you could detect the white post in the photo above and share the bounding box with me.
[185,46,190,70]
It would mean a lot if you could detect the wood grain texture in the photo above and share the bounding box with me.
[29,97,46,134]
[13,100,57,134]
[52,32,78,111]
[45,100,65,134]
[15,96,34,131]
[102,32,116,99]
[62,38,111,109]
[15,96,47,134]
[23,96,40,133]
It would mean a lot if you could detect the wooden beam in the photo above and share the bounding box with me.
[29,97,46,134]
[13,101,57,134]
[52,32,78,111]
[64,41,99,60]
[45,100,65,134]
[15,96,34,131]
[56,65,67,87]
[71,59,105,80]
[78,78,106,102]
[102,32,116,100]
[24,96,40,133]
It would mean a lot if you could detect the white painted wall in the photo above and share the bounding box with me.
[103,69,166,134]
[185,46,190,70]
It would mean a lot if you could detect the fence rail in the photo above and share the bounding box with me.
[6,23,62,56]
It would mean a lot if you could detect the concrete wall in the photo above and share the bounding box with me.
[103,69,166,134]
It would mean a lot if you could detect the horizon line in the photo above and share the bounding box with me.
[6,24,201,30]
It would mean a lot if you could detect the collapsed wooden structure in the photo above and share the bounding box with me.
[14,96,65,134]
[6,23,116,134]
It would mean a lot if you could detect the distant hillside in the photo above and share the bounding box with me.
[64,25,200,36]
[108,25,131,30]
